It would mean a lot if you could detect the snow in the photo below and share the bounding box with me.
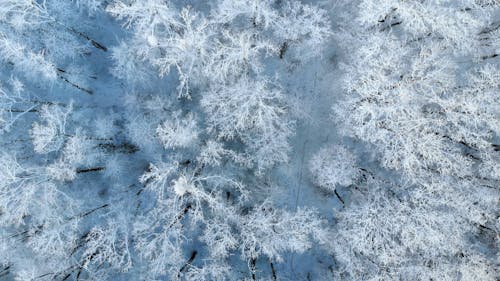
[171,175,193,197]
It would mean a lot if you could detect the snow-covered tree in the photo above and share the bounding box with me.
[30,103,72,154]
[201,76,293,171]
[335,0,499,185]
[108,2,211,98]
[272,1,331,60]
[0,35,57,81]
[82,217,132,274]
[309,145,359,192]
[331,178,497,281]
[156,111,199,150]
[329,2,499,279]
[239,202,327,263]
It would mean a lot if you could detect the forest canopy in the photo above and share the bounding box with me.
[0,0,498,280]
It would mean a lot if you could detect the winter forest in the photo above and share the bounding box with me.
[0,0,498,280]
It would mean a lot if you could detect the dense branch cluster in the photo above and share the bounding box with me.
[0,0,332,280]
[326,1,499,280]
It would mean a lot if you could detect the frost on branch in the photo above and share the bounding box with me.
[332,182,497,281]
[156,112,199,150]
[110,41,153,86]
[44,131,95,182]
[74,0,104,15]
[213,0,331,60]
[0,77,33,133]
[329,3,499,280]
[355,0,486,51]
[152,7,212,98]
[272,1,331,59]
[202,77,285,139]
[335,0,499,184]
[239,202,327,263]
[201,76,293,171]
[197,140,226,167]
[171,174,194,197]
[108,2,211,98]
[132,188,189,278]
[0,35,57,81]
[214,0,278,28]
[139,161,180,200]
[0,0,51,31]
[107,0,330,176]
[30,103,72,154]
[45,159,77,182]
[309,145,359,192]
[206,30,276,83]
[0,153,79,263]
[200,219,237,259]
[82,221,132,273]
[106,0,176,31]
